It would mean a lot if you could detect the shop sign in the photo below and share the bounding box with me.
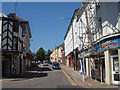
[62,51,65,54]
[101,40,117,49]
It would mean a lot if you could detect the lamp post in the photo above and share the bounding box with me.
[60,17,75,70]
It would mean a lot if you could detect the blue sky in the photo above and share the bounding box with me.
[2,2,81,52]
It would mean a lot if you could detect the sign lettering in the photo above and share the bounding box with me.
[101,40,117,49]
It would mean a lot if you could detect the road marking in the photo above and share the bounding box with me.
[62,70,77,86]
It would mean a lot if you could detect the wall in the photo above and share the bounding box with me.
[65,27,73,57]
[58,46,62,58]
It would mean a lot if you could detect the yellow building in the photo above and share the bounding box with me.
[52,45,63,63]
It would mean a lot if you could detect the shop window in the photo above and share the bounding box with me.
[95,59,100,77]
[113,57,119,72]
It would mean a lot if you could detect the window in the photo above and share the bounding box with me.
[110,49,118,55]
[13,37,18,50]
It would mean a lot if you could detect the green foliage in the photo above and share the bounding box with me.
[45,49,52,60]
[35,48,52,61]
[35,47,46,61]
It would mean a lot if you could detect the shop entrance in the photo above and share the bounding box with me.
[111,55,120,85]
[69,58,72,67]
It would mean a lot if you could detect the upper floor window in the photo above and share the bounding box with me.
[13,36,18,50]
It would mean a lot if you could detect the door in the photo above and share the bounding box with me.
[69,58,72,67]
[111,55,120,85]
[19,57,22,74]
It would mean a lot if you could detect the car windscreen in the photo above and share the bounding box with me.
[53,62,59,65]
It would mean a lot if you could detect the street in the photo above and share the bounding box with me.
[2,63,80,88]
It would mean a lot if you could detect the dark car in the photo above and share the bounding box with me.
[52,62,60,69]
[49,61,52,64]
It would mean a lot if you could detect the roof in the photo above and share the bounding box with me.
[64,8,79,40]
[64,3,88,40]
[8,13,32,38]
[8,13,28,22]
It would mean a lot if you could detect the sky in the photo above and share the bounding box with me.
[2,2,81,53]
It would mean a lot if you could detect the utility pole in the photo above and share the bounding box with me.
[60,17,75,70]
[78,2,96,82]
[15,0,18,14]
[0,0,2,12]
[84,3,95,54]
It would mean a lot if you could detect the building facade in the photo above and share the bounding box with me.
[50,44,64,64]
[64,2,120,85]
[1,13,32,77]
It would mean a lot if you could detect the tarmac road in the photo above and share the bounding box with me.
[2,64,80,88]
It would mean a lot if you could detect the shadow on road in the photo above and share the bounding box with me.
[2,63,51,80]
[43,64,49,66]
[41,67,52,71]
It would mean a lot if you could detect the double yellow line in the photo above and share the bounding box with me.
[62,70,77,86]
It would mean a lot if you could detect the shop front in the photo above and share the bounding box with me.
[92,35,120,85]
[91,55,105,82]
[2,52,20,77]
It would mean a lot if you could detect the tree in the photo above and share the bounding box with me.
[45,49,52,60]
[35,47,46,62]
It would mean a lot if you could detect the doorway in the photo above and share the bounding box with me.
[111,55,120,85]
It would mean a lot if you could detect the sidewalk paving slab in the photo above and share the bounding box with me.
[61,64,119,88]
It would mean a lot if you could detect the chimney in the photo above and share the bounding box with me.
[8,13,16,19]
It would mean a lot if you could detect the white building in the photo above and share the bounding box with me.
[50,52,54,63]
[79,2,120,85]
[64,1,120,85]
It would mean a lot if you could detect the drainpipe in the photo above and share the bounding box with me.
[83,57,85,81]
[118,14,120,84]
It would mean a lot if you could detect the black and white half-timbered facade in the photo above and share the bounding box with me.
[7,13,32,74]
[0,12,32,77]
[2,16,23,77]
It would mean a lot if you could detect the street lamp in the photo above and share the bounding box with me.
[60,17,72,20]
[60,17,75,70]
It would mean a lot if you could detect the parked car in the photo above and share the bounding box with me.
[43,61,48,66]
[49,61,52,64]
[52,62,60,69]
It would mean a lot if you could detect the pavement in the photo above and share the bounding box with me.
[61,64,119,88]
